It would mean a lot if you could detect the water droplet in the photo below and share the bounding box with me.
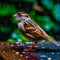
[11,44,14,47]
[2,51,5,53]
[26,56,29,59]
[51,52,55,54]
[16,52,19,55]
[40,55,47,57]
[22,52,26,53]
[18,59,21,60]
[48,57,52,60]
[20,54,23,57]
[1,43,4,45]
[12,50,15,52]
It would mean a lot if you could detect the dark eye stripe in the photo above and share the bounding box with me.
[25,15,29,18]
[17,12,27,17]
[17,12,26,15]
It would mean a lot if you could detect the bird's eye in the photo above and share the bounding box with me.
[19,14,21,17]
[17,13,21,17]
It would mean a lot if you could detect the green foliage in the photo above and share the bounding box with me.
[22,0,37,2]
[0,0,60,42]
[41,0,53,9]
[0,26,10,33]
[52,4,60,22]
[21,35,30,42]
[0,3,16,16]
[11,17,18,24]
[7,39,16,42]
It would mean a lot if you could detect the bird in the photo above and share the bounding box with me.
[13,12,60,51]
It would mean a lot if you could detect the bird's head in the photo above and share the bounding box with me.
[13,12,30,22]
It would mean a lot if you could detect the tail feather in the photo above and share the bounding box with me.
[47,37,60,46]
[42,30,60,46]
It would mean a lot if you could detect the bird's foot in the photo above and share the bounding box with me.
[24,45,39,52]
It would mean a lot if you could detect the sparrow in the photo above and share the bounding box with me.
[13,12,60,50]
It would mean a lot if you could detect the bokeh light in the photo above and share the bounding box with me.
[52,4,60,22]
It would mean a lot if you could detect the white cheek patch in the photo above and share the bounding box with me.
[18,22,24,29]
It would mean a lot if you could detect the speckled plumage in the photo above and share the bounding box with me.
[13,12,60,46]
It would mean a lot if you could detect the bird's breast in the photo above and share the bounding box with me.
[18,21,43,42]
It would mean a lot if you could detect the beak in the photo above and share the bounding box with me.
[13,14,17,17]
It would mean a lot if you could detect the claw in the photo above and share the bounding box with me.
[24,46,39,52]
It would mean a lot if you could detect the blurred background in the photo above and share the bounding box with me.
[0,0,60,42]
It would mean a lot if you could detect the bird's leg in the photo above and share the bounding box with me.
[24,42,39,52]
[30,42,39,49]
